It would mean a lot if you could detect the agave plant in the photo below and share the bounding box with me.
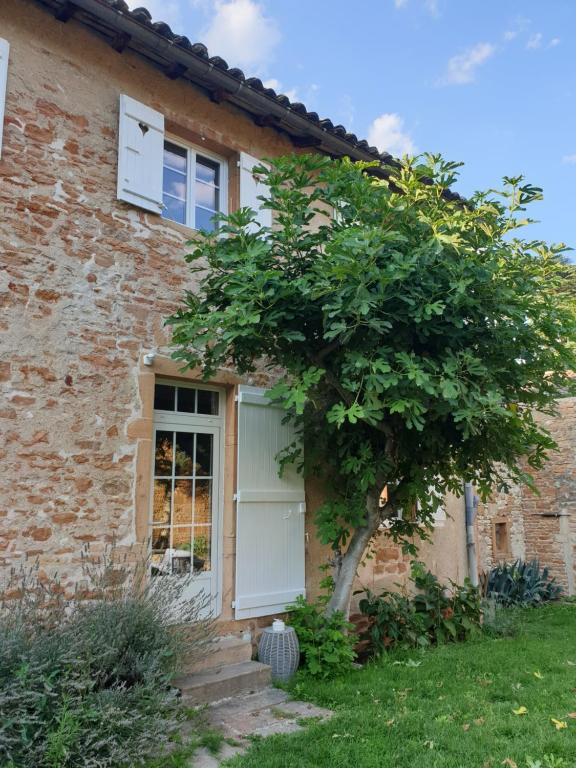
[485,559,563,607]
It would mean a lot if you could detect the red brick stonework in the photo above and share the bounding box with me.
[477,398,576,594]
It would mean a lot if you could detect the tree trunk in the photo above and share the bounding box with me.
[324,488,382,618]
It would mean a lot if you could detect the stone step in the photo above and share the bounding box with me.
[175,661,272,706]
[181,631,253,675]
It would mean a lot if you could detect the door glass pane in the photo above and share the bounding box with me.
[151,526,170,552]
[172,527,192,574]
[173,479,193,525]
[177,387,196,413]
[197,389,218,415]
[154,385,175,411]
[153,479,172,524]
[154,431,173,476]
[195,434,213,476]
[175,432,195,476]
[194,480,212,526]
[193,526,212,572]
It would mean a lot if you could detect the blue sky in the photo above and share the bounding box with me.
[133,0,575,251]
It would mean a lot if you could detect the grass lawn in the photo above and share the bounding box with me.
[226,604,576,768]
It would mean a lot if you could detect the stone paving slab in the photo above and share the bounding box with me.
[192,686,333,767]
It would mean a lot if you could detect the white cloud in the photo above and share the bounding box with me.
[437,42,495,86]
[526,32,543,50]
[550,37,561,47]
[503,14,531,42]
[367,113,416,157]
[562,154,576,165]
[393,0,439,12]
[201,0,280,74]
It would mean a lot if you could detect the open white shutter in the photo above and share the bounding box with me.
[0,38,9,159]
[239,152,272,231]
[117,94,164,213]
[235,386,305,619]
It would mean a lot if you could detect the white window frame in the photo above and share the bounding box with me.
[150,379,226,617]
[162,135,228,231]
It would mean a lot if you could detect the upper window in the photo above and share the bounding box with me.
[162,139,226,231]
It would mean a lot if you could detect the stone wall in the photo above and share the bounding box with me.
[476,398,576,594]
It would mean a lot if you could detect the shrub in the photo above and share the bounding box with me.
[0,549,213,768]
[484,559,563,607]
[357,562,482,656]
[287,574,357,678]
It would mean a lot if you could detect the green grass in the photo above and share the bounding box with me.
[225,604,576,768]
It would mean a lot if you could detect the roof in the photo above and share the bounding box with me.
[34,0,397,171]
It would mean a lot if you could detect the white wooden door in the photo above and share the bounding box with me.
[234,386,306,619]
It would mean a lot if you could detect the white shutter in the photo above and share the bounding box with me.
[239,152,272,231]
[117,94,164,213]
[235,386,306,619]
[0,38,9,159]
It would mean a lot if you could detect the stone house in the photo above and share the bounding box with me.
[9,0,569,666]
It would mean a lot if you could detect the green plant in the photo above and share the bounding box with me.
[358,562,481,655]
[0,548,213,768]
[169,152,576,619]
[357,588,428,653]
[485,559,563,607]
[287,573,357,678]
[481,598,519,637]
[411,562,482,644]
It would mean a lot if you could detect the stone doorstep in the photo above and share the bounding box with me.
[182,632,253,675]
[190,687,334,768]
[175,660,272,706]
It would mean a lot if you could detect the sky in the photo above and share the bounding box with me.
[130,0,575,252]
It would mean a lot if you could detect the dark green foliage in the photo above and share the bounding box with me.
[0,553,213,768]
[358,562,482,655]
[287,575,357,678]
[168,152,576,615]
[485,559,563,607]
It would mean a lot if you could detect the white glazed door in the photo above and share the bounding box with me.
[234,386,306,619]
[150,383,223,618]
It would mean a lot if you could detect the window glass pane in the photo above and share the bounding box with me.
[164,141,187,172]
[173,479,193,525]
[195,206,217,232]
[197,389,218,415]
[153,479,172,524]
[154,431,173,476]
[154,384,175,411]
[195,434,213,476]
[194,479,212,526]
[175,432,195,476]
[163,167,187,200]
[196,181,218,210]
[193,526,212,572]
[177,387,196,413]
[163,195,186,225]
[196,156,219,185]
